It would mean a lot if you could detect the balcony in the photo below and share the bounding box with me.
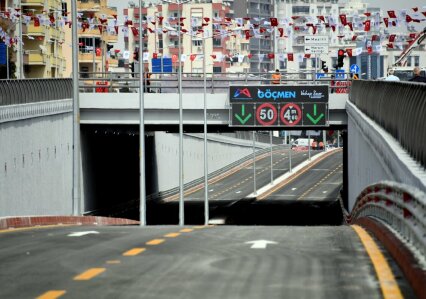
[50,55,61,67]
[78,52,103,63]
[24,50,47,65]
[23,23,46,36]
[78,0,102,12]
[48,27,64,40]
[78,28,102,38]
[47,0,61,9]
[105,34,118,43]
[21,0,44,6]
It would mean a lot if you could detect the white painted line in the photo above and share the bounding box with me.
[68,231,99,237]
[235,191,241,194]
[291,188,297,191]
[209,189,214,192]
[208,219,225,225]
[245,240,278,249]
[323,191,327,194]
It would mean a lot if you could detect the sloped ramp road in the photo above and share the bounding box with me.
[0,225,415,299]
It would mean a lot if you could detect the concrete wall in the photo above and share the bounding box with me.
[347,101,426,211]
[0,112,73,216]
[155,132,266,192]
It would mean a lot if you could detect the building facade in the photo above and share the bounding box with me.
[124,0,249,74]
[77,0,118,78]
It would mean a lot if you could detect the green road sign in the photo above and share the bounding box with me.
[303,103,327,126]
[232,104,254,126]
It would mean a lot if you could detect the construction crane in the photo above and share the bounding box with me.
[393,27,426,67]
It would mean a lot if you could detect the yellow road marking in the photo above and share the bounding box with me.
[180,228,193,233]
[146,239,165,245]
[123,248,146,256]
[164,233,180,238]
[352,226,403,299]
[106,260,121,264]
[36,290,66,299]
[193,226,206,229]
[0,224,76,234]
[73,268,106,281]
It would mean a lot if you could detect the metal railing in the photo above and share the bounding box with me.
[349,181,426,260]
[0,79,73,106]
[350,80,426,169]
[78,71,353,94]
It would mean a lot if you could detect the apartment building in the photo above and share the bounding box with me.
[233,0,274,73]
[0,0,68,78]
[77,0,118,78]
[124,0,249,74]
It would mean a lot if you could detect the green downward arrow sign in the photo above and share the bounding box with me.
[235,105,252,125]
[306,104,325,125]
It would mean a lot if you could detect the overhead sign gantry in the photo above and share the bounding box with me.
[229,85,329,128]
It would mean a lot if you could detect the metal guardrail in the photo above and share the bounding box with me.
[0,79,73,106]
[349,181,426,260]
[349,80,426,169]
[79,71,353,94]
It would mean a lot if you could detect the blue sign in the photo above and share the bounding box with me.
[316,73,326,79]
[0,42,7,65]
[335,69,346,79]
[163,58,172,73]
[350,64,360,74]
[151,58,173,73]
[152,58,161,73]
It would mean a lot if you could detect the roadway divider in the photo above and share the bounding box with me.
[162,145,290,202]
[348,181,426,299]
[252,148,342,200]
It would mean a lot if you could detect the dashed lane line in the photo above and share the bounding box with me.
[36,290,66,299]
[352,226,403,299]
[73,268,106,281]
[298,164,342,200]
[123,248,146,256]
[164,233,180,238]
[146,239,165,245]
[180,228,194,233]
[106,260,121,264]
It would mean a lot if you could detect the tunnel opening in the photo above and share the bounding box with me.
[81,125,345,226]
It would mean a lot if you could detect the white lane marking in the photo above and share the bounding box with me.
[68,231,99,237]
[291,188,297,191]
[235,191,241,194]
[209,219,225,225]
[209,189,214,192]
[323,191,327,194]
[245,240,278,249]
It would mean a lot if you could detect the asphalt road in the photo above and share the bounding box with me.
[264,150,343,201]
[185,148,321,201]
[0,225,414,299]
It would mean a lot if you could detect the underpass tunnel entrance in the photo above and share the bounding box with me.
[80,126,347,226]
[80,125,156,216]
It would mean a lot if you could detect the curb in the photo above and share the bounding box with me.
[354,217,426,299]
[0,216,139,229]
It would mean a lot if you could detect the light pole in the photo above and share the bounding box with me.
[71,0,81,215]
[202,32,208,225]
[138,0,147,226]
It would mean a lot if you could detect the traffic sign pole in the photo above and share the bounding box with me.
[270,131,273,185]
[253,131,257,196]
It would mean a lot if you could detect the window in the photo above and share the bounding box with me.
[311,58,317,68]
[414,56,420,66]
[213,66,222,73]
[192,40,203,47]
[213,38,221,47]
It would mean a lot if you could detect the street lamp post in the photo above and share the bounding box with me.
[71,0,81,215]
[202,33,208,225]
[138,0,147,226]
